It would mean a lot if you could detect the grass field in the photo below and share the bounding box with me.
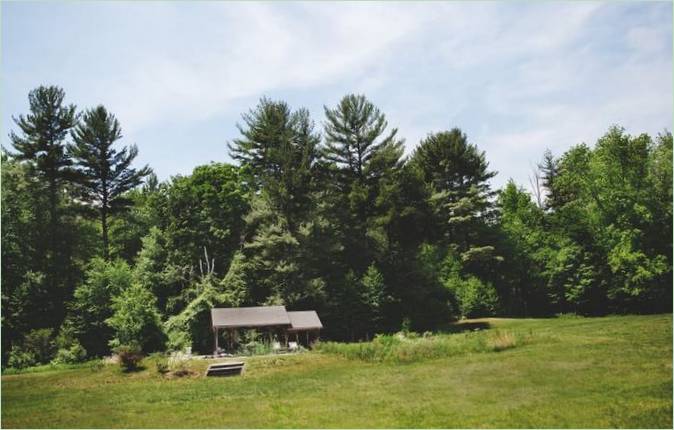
[2,314,671,428]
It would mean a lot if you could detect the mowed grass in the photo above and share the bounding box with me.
[2,314,671,428]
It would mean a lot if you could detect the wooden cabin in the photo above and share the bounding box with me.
[210,306,323,354]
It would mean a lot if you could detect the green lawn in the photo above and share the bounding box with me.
[2,314,671,428]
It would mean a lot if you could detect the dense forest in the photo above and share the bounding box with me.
[2,85,672,367]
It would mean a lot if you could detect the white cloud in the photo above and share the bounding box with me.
[97,2,438,134]
[3,1,671,187]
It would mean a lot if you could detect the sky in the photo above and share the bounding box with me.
[2,1,672,191]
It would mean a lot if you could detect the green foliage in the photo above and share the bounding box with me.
[411,129,497,252]
[316,329,526,364]
[160,163,248,275]
[72,258,133,356]
[323,94,403,185]
[229,98,318,227]
[4,84,671,363]
[7,349,37,370]
[22,328,56,364]
[107,284,165,353]
[361,264,385,329]
[446,275,499,318]
[52,342,87,365]
[69,105,152,260]
[51,318,87,364]
[3,87,93,361]
[164,267,246,353]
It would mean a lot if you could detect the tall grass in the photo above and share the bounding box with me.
[315,329,528,363]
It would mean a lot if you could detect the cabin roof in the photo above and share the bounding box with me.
[287,311,323,331]
[211,306,291,328]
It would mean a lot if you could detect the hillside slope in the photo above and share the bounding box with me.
[2,314,671,428]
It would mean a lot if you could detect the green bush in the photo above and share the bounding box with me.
[114,344,143,371]
[73,258,134,357]
[23,328,56,364]
[7,349,37,369]
[52,342,87,365]
[107,283,166,353]
[52,320,87,364]
[450,276,499,318]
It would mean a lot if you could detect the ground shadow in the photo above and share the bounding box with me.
[438,321,491,334]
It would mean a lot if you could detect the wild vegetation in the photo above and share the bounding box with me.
[2,85,672,367]
[1,315,671,428]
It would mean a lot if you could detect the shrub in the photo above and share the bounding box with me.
[52,320,87,364]
[52,342,87,365]
[239,340,273,356]
[23,328,56,364]
[155,358,169,375]
[114,344,143,371]
[7,349,36,369]
[449,276,499,318]
[107,283,166,353]
[73,258,134,357]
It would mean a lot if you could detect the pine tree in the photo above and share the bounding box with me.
[9,86,78,281]
[410,129,499,277]
[321,95,404,272]
[323,94,403,187]
[228,98,319,230]
[8,86,80,330]
[539,149,563,210]
[10,86,78,231]
[69,105,151,260]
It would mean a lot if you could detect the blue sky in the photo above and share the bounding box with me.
[2,1,672,190]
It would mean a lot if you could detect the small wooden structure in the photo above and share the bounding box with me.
[205,361,245,377]
[210,306,323,355]
[287,311,323,346]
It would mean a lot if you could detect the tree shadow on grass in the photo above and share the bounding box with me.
[119,364,147,373]
[438,321,491,334]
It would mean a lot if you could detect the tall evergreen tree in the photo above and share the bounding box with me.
[8,86,81,332]
[228,98,319,230]
[69,106,151,260]
[9,86,78,237]
[539,149,564,210]
[410,128,498,270]
[323,94,403,187]
[321,95,404,270]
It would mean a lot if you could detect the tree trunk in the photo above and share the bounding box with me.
[101,206,109,261]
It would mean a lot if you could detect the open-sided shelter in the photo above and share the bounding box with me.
[210,305,322,354]
[287,311,323,346]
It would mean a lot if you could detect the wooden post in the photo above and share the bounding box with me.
[213,327,219,355]
[305,331,309,347]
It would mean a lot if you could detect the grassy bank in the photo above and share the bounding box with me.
[2,314,671,428]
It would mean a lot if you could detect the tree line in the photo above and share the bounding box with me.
[2,85,671,367]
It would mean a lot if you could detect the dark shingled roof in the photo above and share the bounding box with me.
[287,311,323,331]
[211,306,291,328]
